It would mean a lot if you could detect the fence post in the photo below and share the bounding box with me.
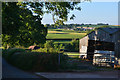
[58,53,61,65]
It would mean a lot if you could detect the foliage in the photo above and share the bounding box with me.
[2,2,47,48]
[2,1,90,48]
[44,40,54,48]
[44,40,65,53]
[51,39,79,52]
[2,49,68,72]
[70,39,79,51]
[32,48,57,53]
[2,49,25,60]
[64,39,79,52]
[44,2,81,24]
[54,44,64,51]
[32,48,48,53]
[33,40,64,53]
[2,2,83,48]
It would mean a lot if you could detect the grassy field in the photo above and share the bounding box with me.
[64,52,80,58]
[64,52,80,56]
[47,29,86,39]
[54,40,71,44]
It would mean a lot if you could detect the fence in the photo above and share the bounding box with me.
[93,50,115,67]
[58,51,116,71]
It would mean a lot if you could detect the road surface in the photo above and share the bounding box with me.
[36,71,119,79]
[2,57,47,80]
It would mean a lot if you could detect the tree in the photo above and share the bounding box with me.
[2,2,22,48]
[2,2,47,48]
[25,2,82,25]
[2,1,90,48]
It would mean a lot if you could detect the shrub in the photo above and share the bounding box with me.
[3,49,68,72]
[59,53,69,69]
[44,40,54,48]
[2,49,25,60]
[32,48,48,53]
[32,47,64,54]
[65,39,79,52]
[33,52,59,71]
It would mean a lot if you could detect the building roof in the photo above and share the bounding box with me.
[98,28,120,34]
[81,28,120,40]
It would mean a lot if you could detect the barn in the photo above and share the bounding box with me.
[79,28,120,66]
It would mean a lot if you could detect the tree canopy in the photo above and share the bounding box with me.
[2,2,83,48]
[2,2,47,48]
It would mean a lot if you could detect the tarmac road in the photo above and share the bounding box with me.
[35,70,119,80]
[2,57,47,80]
[1,56,120,80]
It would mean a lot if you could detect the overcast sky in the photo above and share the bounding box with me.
[41,2,118,25]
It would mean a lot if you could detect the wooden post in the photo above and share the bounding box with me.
[58,53,61,65]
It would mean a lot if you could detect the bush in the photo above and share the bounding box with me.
[2,49,25,60]
[2,49,68,72]
[32,48,48,53]
[32,48,59,53]
[65,39,79,52]
[44,40,54,48]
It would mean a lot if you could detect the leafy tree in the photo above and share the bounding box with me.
[2,1,90,48]
[2,2,47,48]
[2,3,21,48]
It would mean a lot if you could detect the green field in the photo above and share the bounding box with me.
[47,33,86,39]
[64,52,80,55]
[47,25,119,39]
[54,40,71,44]
[64,52,80,58]
[47,29,86,39]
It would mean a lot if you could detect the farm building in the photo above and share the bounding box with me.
[79,28,120,66]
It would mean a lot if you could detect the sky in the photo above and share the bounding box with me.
[41,2,118,25]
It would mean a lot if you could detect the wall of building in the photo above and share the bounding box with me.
[79,36,88,54]
[112,31,120,64]
[79,29,120,65]
[88,29,120,65]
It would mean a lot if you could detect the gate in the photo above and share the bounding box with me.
[93,50,115,67]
